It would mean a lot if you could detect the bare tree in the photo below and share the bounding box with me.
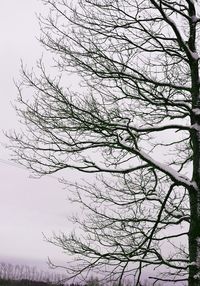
[9,0,200,285]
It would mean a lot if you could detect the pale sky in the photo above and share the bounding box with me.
[0,0,78,271]
[0,2,190,285]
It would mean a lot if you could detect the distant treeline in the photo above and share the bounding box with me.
[0,262,65,285]
[0,262,154,286]
[0,278,96,286]
[0,278,63,285]
[0,262,103,286]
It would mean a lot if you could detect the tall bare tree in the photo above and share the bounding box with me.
[9,0,200,285]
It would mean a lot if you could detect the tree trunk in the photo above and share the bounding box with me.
[188,1,200,279]
[189,110,200,285]
[189,190,200,285]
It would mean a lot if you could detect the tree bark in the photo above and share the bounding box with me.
[188,0,200,283]
[189,64,200,285]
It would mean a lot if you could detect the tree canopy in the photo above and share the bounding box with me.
[9,1,200,285]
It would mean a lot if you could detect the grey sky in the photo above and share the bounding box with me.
[0,2,192,285]
[0,0,76,270]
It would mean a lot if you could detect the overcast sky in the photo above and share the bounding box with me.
[0,0,77,271]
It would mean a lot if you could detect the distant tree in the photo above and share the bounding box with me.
[9,0,200,285]
[85,276,102,286]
